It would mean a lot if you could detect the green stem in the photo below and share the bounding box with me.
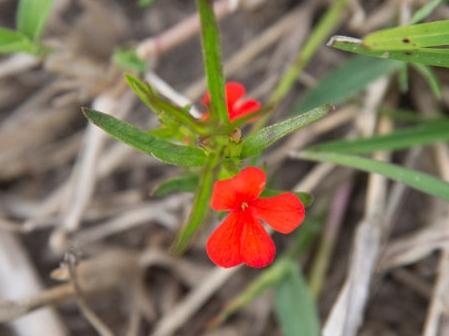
[197,0,229,127]
[171,152,220,254]
[251,0,349,132]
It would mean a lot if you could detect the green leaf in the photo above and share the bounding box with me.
[241,105,330,158]
[197,0,228,125]
[212,258,292,328]
[274,260,320,336]
[113,48,147,73]
[269,0,350,105]
[328,36,449,68]
[125,74,206,135]
[152,174,199,197]
[295,56,401,113]
[83,108,207,167]
[309,120,449,154]
[17,0,54,41]
[412,63,442,99]
[262,189,313,208]
[171,155,218,254]
[410,0,448,24]
[300,151,449,202]
[363,20,449,50]
[0,27,35,54]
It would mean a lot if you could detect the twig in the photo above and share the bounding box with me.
[136,0,242,61]
[323,78,391,336]
[64,251,115,336]
[0,231,68,335]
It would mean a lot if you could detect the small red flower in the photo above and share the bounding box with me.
[206,167,305,268]
[202,82,261,122]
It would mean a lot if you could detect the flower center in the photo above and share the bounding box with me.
[241,202,249,210]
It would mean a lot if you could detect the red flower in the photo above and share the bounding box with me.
[206,167,305,268]
[202,82,261,122]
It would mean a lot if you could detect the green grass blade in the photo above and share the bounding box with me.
[363,20,449,50]
[309,120,449,153]
[328,36,449,68]
[241,105,330,158]
[412,63,442,99]
[410,0,448,24]
[294,56,401,114]
[0,27,35,54]
[274,260,320,336]
[17,0,54,41]
[300,151,449,202]
[197,0,228,125]
[83,108,207,167]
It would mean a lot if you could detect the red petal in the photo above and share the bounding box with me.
[211,167,266,211]
[252,193,305,234]
[240,211,275,268]
[229,99,262,121]
[201,92,211,107]
[225,82,245,110]
[206,212,243,268]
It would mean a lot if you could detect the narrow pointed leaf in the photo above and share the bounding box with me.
[410,0,448,24]
[412,63,442,99]
[295,56,400,113]
[152,174,199,197]
[0,28,35,54]
[212,258,291,328]
[197,0,228,125]
[241,105,330,158]
[17,0,54,41]
[274,260,320,336]
[363,20,449,50]
[125,74,205,134]
[83,108,207,167]
[329,36,449,68]
[309,120,449,153]
[300,151,449,202]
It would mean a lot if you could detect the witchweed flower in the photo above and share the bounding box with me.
[202,82,261,122]
[206,167,305,268]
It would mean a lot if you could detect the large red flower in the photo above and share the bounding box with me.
[206,167,305,268]
[202,82,261,122]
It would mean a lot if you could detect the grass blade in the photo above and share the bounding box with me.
[294,56,400,113]
[410,0,448,24]
[300,151,449,202]
[363,20,449,50]
[274,260,320,336]
[309,120,449,153]
[328,36,449,68]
